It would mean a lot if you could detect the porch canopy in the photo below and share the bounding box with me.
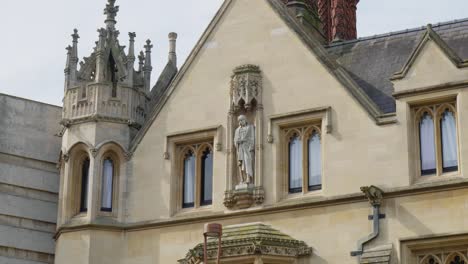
[178,222,312,264]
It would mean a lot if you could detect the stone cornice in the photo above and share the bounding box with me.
[61,115,141,129]
[54,177,468,240]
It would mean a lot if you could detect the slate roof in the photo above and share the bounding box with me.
[327,18,468,113]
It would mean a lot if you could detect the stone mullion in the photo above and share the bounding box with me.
[195,147,202,208]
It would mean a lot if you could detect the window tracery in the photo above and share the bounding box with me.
[414,101,458,177]
[418,251,468,264]
[178,142,214,210]
[283,124,322,194]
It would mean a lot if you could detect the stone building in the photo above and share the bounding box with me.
[0,94,61,263]
[3,0,468,263]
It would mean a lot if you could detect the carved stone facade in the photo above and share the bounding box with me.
[225,65,265,210]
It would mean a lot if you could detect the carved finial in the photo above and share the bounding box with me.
[144,39,153,52]
[104,0,119,28]
[72,29,80,42]
[98,28,106,38]
[143,40,153,91]
[128,32,136,59]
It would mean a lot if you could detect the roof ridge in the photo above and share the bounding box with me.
[327,17,468,48]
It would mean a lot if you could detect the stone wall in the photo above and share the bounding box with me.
[0,94,61,263]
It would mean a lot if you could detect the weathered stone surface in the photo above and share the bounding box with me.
[0,94,61,163]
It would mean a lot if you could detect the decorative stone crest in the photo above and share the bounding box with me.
[230,65,262,111]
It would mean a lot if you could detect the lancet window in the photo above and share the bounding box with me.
[79,157,90,212]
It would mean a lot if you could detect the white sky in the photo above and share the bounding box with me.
[0,0,467,106]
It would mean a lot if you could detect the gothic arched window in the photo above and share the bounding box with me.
[80,157,90,212]
[178,142,214,210]
[101,158,114,212]
[285,125,322,195]
[415,101,458,177]
[440,109,458,172]
[419,111,436,175]
[201,147,213,206]
[182,150,196,208]
[288,133,302,193]
[307,131,322,191]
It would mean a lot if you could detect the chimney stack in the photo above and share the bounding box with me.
[283,0,359,43]
[318,0,359,42]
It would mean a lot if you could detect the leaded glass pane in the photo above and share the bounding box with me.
[289,135,302,193]
[183,152,195,208]
[420,112,436,175]
[101,158,114,211]
[201,149,213,206]
[440,109,458,172]
[308,132,322,191]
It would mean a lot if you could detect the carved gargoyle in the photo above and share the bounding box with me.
[360,185,384,207]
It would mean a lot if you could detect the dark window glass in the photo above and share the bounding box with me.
[200,148,213,206]
[80,158,90,212]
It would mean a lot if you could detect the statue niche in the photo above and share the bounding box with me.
[224,65,265,209]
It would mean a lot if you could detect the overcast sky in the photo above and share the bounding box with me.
[0,0,467,106]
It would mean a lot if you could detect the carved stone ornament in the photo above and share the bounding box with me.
[124,151,133,161]
[62,153,70,162]
[360,185,384,206]
[178,223,312,264]
[223,186,265,210]
[90,148,98,157]
[230,65,262,112]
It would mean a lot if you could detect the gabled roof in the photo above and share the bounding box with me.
[391,24,468,81]
[130,0,394,151]
[328,18,468,113]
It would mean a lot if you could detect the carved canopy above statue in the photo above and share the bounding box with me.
[178,223,312,264]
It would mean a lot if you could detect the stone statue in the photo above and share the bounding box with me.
[234,115,255,185]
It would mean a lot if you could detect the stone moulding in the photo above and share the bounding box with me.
[178,223,312,263]
[54,177,468,240]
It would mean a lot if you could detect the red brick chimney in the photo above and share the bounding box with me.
[318,0,359,42]
[282,0,358,43]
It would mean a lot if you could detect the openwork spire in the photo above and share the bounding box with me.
[104,0,119,29]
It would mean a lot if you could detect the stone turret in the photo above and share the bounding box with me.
[62,0,151,130]
[58,0,179,227]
